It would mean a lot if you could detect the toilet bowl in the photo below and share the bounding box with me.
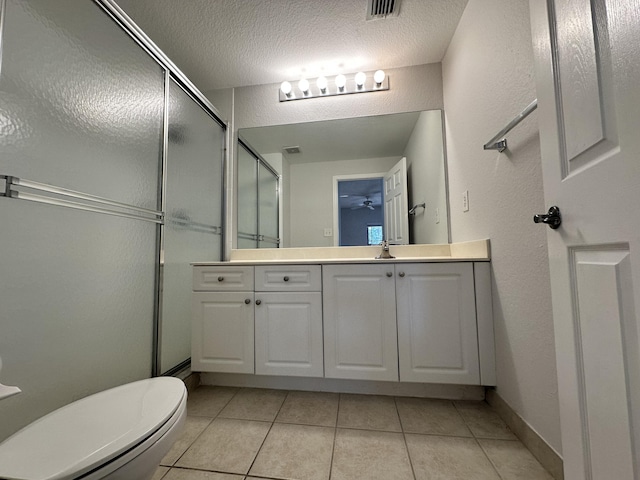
[0,377,187,480]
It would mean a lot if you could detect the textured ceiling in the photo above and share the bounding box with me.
[114,0,469,92]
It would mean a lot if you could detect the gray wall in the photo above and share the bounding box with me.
[289,156,398,247]
[232,64,444,130]
[404,110,449,244]
[442,0,561,453]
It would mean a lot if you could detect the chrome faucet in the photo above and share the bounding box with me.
[376,240,395,259]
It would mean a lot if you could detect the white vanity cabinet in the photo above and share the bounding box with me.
[192,254,495,387]
[192,266,255,373]
[395,263,480,384]
[322,262,494,386]
[254,265,323,377]
[322,264,399,381]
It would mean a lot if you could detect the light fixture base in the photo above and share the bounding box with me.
[279,70,389,102]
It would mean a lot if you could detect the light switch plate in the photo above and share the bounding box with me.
[462,190,469,212]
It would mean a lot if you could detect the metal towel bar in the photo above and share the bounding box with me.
[408,203,426,216]
[167,216,222,235]
[483,99,538,152]
[1,174,164,223]
[238,231,280,244]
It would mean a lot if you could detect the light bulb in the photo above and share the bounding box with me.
[374,69,386,85]
[317,76,328,92]
[355,71,366,88]
[298,78,310,94]
[335,74,346,90]
[280,81,292,96]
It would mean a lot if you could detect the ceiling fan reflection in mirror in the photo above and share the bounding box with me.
[351,196,376,210]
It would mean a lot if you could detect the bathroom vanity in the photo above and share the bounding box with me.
[191,240,495,387]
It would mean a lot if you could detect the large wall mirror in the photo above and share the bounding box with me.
[238,109,450,248]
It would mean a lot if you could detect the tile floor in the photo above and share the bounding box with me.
[152,386,554,480]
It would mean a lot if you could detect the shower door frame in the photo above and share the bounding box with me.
[93,0,230,377]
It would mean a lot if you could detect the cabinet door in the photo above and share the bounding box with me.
[323,264,398,381]
[396,263,480,384]
[254,292,323,377]
[192,292,254,373]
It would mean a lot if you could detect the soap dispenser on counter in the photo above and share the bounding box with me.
[0,356,21,400]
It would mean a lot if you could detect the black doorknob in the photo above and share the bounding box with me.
[533,206,561,229]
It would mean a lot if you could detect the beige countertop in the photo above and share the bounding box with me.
[192,239,490,266]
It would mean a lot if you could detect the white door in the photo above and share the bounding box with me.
[384,157,409,244]
[530,1,640,478]
[322,264,399,381]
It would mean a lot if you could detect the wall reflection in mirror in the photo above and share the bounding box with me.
[237,110,449,248]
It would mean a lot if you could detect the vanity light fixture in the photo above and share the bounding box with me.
[317,76,328,94]
[298,78,310,96]
[280,81,293,98]
[278,69,389,102]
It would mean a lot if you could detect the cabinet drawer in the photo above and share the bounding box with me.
[255,265,321,291]
[193,266,254,291]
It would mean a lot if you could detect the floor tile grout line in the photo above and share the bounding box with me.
[451,398,477,439]
[243,389,290,477]
[327,392,342,480]
[452,397,518,442]
[476,437,507,480]
[394,396,418,480]
[166,464,256,476]
[170,386,240,468]
[166,415,214,468]
[394,395,407,433]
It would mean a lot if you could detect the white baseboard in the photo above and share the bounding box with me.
[486,389,563,480]
[200,372,485,400]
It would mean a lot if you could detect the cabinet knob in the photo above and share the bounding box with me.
[244,298,251,305]
[386,272,393,277]
[283,276,289,282]
[399,272,405,277]
[218,276,224,282]
[255,299,262,305]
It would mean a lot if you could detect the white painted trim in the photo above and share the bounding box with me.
[474,262,496,386]
[332,172,385,246]
[200,372,486,400]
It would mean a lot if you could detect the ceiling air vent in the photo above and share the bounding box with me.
[283,146,301,154]
[366,0,401,20]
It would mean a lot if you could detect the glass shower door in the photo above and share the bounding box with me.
[236,141,280,249]
[159,77,225,375]
[258,162,279,248]
[0,0,163,439]
[237,142,259,248]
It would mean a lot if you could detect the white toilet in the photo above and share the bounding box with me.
[0,377,187,480]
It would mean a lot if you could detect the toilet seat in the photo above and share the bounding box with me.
[0,377,186,480]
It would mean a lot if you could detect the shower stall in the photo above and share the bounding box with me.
[0,0,225,440]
